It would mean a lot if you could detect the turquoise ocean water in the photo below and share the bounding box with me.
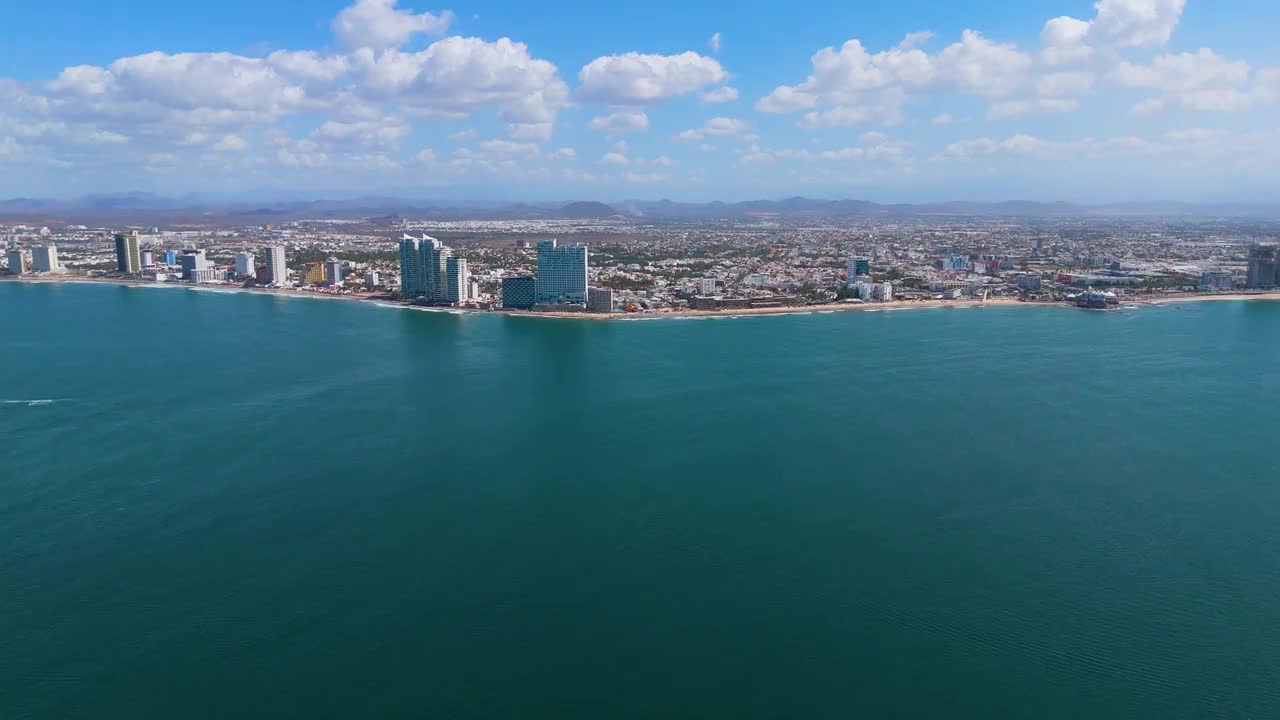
[3,281,1279,718]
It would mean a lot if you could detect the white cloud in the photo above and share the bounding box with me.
[677,116,747,141]
[310,117,410,149]
[331,0,453,51]
[797,87,907,128]
[587,110,649,133]
[548,147,576,159]
[211,134,247,151]
[347,37,569,123]
[699,86,738,104]
[988,98,1080,118]
[637,154,678,167]
[737,144,775,165]
[1039,16,1094,66]
[935,30,1031,98]
[1091,0,1186,48]
[930,113,954,125]
[414,148,436,163]
[48,52,312,120]
[1109,49,1271,112]
[449,128,476,142]
[709,33,722,53]
[1036,71,1096,97]
[757,30,1029,127]
[577,51,727,104]
[938,133,1164,160]
[477,138,540,155]
[623,171,670,182]
[1164,128,1222,143]
[599,140,629,165]
[506,122,553,141]
[820,147,865,160]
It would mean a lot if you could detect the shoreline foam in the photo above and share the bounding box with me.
[5,275,1280,321]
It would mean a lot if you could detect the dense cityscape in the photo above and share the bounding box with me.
[4,210,1280,315]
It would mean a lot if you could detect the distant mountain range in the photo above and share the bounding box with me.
[0,193,1276,223]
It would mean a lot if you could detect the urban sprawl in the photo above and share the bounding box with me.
[4,215,1280,315]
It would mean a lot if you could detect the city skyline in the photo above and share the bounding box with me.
[1,0,1278,202]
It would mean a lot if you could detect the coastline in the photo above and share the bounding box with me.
[6,274,1280,321]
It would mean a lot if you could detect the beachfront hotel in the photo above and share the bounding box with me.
[31,244,60,273]
[234,252,256,280]
[502,276,536,309]
[114,232,141,274]
[446,257,470,303]
[264,246,287,285]
[535,240,588,305]
[399,234,475,304]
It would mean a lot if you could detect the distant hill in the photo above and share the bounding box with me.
[0,194,1275,223]
[558,201,618,219]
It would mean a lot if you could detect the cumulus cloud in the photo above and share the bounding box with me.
[699,86,738,104]
[1109,49,1273,112]
[1091,0,1186,48]
[1040,16,1094,67]
[310,117,411,149]
[347,37,569,123]
[937,133,1162,160]
[757,1,1191,128]
[936,31,1032,97]
[211,134,247,151]
[587,110,649,133]
[641,154,678,167]
[1040,0,1185,69]
[599,140,629,165]
[332,0,453,51]
[987,98,1080,118]
[47,52,312,121]
[756,30,1030,127]
[677,116,747,141]
[1036,71,1096,97]
[476,138,540,156]
[797,88,908,128]
[506,122,553,141]
[577,51,727,104]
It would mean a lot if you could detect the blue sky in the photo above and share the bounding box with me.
[1,0,1277,202]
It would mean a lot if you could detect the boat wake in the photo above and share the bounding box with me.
[2,398,71,407]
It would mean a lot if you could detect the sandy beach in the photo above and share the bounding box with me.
[6,274,1280,320]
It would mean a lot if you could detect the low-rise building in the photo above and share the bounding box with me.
[502,276,536,309]
[1200,271,1235,291]
[588,287,614,313]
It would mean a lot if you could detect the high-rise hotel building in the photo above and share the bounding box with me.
[534,239,588,305]
[400,234,467,303]
[446,257,470,303]
[31,244,60,273]
[234,252,256,280]
[264,246,288,285]
[399,235,426,298]
[115,232,141,274]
